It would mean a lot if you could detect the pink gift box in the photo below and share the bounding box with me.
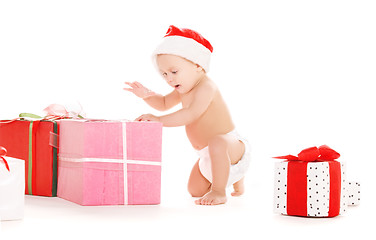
[57,119,162,205]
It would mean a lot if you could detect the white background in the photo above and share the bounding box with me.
[1,0,375,239]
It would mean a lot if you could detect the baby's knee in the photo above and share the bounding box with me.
[188,185,209,197]
[187,180,211,197]
[189,190,205,198]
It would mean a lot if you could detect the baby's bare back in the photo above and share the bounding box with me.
[182,81,235,150]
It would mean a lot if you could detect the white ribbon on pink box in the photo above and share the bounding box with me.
[57,119,162,205]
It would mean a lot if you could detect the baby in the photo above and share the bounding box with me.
[124,25,251,205]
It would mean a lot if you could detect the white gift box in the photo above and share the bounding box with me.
[0,156,25,221]
[274,161,347,217]
[346,181,361,206]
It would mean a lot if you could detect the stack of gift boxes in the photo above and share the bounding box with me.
[0,115,163,221]
[0,107,361,221]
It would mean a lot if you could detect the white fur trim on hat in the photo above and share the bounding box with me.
[152,35,212,72]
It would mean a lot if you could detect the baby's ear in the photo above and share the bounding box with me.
[195,64,203,72]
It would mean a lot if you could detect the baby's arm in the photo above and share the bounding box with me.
[124,81,181,111]
[158,82,215,127]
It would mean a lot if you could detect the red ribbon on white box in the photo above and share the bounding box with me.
[273,145,340,162]
[0,146,10,172]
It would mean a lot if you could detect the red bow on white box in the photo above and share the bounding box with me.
[273,145,340,162]
[0,146,10,171]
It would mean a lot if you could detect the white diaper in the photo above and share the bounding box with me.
[197,130,251,188]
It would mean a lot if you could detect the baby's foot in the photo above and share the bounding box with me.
[195,190,227,205]
[231,178,245,196]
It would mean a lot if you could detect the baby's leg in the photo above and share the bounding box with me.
[231,177,245,196]
[195,135,245,205]
[187,159,211,197]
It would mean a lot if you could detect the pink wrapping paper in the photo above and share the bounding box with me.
[57,119,162,205]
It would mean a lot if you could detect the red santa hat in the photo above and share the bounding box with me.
[152,25,213,72]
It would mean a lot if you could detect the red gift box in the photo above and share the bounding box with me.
[0,120,58,197]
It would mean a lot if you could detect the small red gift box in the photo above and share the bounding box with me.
[0,120,58,197]
[273,145,347,217]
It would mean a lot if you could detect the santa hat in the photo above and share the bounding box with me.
[152,25,213,72]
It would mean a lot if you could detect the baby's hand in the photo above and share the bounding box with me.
[135,114,160,122]
[124,81,156,99]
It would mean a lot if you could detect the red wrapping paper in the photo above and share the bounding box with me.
[0,120,58,197]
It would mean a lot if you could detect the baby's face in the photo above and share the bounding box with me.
[157,54,203,94]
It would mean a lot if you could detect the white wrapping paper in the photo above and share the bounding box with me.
[274,161,347,217]
[0,157,25,221]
